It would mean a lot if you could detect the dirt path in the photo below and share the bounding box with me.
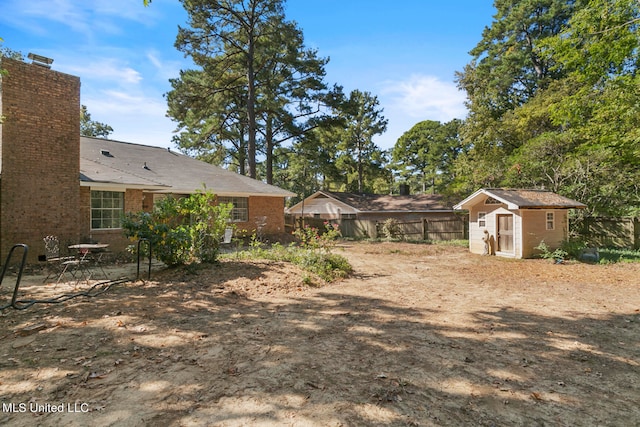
[1,241,639,426]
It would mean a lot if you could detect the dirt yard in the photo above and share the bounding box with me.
[0,241,639,426]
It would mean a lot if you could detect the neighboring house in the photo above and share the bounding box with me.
[0,57,294,263]
[454,188,586,259]
[287,191,464,239]
[287,191,455,221]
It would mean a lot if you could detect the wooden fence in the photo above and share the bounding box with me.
[576,217,640,249]
[287,216,468,241]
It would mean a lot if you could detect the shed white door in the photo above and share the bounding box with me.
[497,214,514,253]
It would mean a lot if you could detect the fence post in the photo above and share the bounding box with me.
[422,218,427,241]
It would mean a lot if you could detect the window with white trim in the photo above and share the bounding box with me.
[546,212,555,230]
[218,196,248,222]
[91,190,124,229]
[478,212,487,228]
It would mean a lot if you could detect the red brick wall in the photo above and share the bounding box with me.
[220,196,286,236]
[0,58,81,262]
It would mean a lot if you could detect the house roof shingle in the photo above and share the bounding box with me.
[80,137,295,197]
[454,188,586,210]
[288,191,454,213]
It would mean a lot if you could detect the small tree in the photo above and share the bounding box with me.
[122,190,232,266]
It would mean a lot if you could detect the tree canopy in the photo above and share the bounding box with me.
[167,0,330,182]
[80,105,114,138]
[448,0,640,218]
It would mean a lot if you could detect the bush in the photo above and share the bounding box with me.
[122,190,232,266]
[535,240,568,262]
[380,218,402,240]
[227,223,352,283]
[292,222,341,252]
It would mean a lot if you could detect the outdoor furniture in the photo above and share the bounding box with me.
[43,235,83,284]
[68,243,110,280]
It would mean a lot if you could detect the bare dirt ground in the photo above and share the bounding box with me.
[0,241,639,427]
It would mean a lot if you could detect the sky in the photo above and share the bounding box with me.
[0,0,497,152]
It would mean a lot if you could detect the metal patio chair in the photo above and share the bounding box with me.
[42,235,84,284]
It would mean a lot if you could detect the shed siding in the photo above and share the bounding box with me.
[521,209,568,258]
[468,203,504,255]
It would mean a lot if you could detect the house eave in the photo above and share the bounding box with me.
[80,181,169,191]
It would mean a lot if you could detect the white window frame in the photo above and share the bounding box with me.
[219,196,249,222]
[478,212,487,228]
[546,211,555,230]
[91,190,125,230]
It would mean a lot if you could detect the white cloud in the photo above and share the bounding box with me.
[65,59,143,85]
[371,74,468,150]
[2,0,156,40]
[380,74,467,122]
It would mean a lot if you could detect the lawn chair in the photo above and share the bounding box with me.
[42,235,84,284]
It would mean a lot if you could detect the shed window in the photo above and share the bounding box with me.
[218,196,248,222]
[91,190,124,229]
[546,212,555,230]
[478,212,487,228]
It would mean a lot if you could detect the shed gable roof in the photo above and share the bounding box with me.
[454,188,586,210]
[80,137,295,197]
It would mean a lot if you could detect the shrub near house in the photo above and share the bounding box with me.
[122,191,232,266]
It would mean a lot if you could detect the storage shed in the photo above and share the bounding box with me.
[454,189,586,258]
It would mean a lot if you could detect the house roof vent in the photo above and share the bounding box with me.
[100,149,113,157]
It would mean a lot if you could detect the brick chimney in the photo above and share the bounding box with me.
[0,57,81,262]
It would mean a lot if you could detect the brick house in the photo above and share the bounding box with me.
[0,57,294,263]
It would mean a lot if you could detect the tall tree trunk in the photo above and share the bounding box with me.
[265,116,274,184]
[247,42,257,179]
[357,139,364,194]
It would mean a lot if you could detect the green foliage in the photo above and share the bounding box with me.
[122,190,232,266]
[391,119,465,195]
[292,222,341,252]
[338,90,388,193]
[449,0,640,219]
[559,239,587,260]
[168,0,330,182]
[598,248,640,264]
[380,218,402,241]
[80,105,113,138]
[535,240,568,262]
[227,223,351,282]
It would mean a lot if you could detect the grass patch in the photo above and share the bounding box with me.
[598,248,640,264]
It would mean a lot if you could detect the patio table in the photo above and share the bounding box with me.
[68,243,110,281]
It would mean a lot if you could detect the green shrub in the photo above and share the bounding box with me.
[535,240,568,262]
[292,222,341,252]
[227,225,352,282]
[381,218,402,240]
[122,190,232,266]
[560,239,587,260]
